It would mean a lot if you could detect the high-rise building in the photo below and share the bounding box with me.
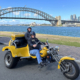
[73,14,77,21]
[70,15,73,20]
[78,16,80,21]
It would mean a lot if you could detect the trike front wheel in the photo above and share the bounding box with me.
[62,60,79,79]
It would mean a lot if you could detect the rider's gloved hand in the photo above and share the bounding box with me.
[33,44,37,47]
[45,42,47,45]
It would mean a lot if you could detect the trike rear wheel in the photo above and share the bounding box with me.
[4,51,19,69]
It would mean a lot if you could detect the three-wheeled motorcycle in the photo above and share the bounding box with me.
[2,33,80,79]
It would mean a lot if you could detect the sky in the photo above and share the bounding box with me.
[0,0,80,24]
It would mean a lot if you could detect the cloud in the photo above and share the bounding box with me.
[50,14,53,16]
[7,7,12,11]
[20,20,32,23]
[0,20,7,22]
[0,19,18,24]
[0,7,10,14]
[1,12,3,14]
[9,19,16,22]
[9,20,20,24]
[12,19,16,22]
[0,19,16,23]
[34,13,38,17]
[0,20,7,24]
[13,11,20,15]
[0,19,20,24]
[24,13,30,16]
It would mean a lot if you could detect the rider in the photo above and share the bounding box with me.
[25,27,41,50]
[25,27,35,41]
[28,31,45,67]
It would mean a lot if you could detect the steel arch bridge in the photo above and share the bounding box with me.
[0,7,57,25]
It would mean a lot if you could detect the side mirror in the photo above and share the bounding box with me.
[46,38,48,42]
[55,46,59,51]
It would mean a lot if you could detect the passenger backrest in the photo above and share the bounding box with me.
[15,37,27,48]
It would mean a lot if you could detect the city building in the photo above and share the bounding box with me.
[30,22,37,26]
[70,15,73,20]
[70,14,78,21]
[78,16,80,21]
[73,14,77,21]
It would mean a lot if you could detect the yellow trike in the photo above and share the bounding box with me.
[2,33,79,79]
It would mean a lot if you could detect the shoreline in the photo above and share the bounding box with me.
[0,25,80,27]
[0,31,80,38]
[0,31,80,47]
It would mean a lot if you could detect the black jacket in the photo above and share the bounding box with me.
[25,31,31,41]
[25,29,35,41]
[28,37,41,50]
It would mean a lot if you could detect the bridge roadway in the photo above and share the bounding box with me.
[0,17,57,21]
[0,37,80,80]
[0,17,80,24]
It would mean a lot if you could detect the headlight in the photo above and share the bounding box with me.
[55,46,59,51]
[47,50,50,54]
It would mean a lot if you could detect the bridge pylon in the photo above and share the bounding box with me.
[55,16,61,26]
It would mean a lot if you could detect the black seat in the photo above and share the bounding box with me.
[13,37,27,48]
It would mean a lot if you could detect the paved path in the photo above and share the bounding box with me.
[0,45,80,80]
[49,44,80,60]
[0,37,80,80]
[0,37,10,44]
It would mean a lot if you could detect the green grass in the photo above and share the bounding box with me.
[0,31,80,47]
[39,38,80,47]
[0,35,11,37]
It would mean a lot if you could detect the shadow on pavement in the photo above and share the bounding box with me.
[15,59,38,69]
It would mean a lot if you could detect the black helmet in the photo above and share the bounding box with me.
[30,31,35,36]
[27,27,32,31]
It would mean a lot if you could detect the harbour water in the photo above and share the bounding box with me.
[0,26,80,37]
